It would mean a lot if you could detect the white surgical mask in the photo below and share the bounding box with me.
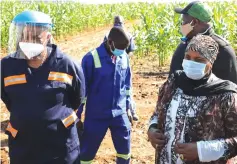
[182,59,207,80]
[19,42,44,59]
[180,20,194,37]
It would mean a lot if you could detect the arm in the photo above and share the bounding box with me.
[148,74,176,130]
[226,47,237,84]
[147,76,176,148]
[76,54,94,119]
[125,58,132,111]
[148,85,164,131]
[69,62,85,110]
[197,93,237,162]
[220,47,237,84]
[212,46,237,84]
[1,60,11,111]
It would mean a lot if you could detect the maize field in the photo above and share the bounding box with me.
[0,1,140,48]
[1,1,237,65]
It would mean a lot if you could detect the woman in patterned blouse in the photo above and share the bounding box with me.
[147,34,237,164]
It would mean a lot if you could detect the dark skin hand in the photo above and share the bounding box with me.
[174,142,199,161]
[147,127,166,149]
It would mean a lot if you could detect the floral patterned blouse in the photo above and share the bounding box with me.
[149,73,237,164]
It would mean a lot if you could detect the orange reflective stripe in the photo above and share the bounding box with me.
[4,74,26,87]
[6,122,18,138]
[48,72,73,85]
[62,112,78,128]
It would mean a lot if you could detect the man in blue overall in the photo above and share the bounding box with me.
[1,11,85,164]
[104,15,138,121]
[77,27,132,164]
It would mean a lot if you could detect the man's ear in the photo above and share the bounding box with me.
[192,18,200,26]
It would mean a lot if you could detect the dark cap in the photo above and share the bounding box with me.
[175,1,213,22]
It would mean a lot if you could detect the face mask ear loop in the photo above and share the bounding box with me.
[189,20,195,28]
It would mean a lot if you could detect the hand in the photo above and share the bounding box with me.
[132,113,139,121]
[127,110,133,126]
[76,120,84,138]
[147,127,166,149]
[174,142,198,161]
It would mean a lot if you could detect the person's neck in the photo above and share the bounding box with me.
[27,51,48,68]
[198,24,212,35]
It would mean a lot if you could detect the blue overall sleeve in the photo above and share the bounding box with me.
[125,58,132,110]
[68,62,85,110]
[1,60,11,111]
[76,53,94,119]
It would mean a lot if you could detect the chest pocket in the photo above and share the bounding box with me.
[47,71,73,103]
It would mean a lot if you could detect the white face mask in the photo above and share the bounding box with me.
[19,42,44,60]
[180,20,194,37]
[182,59,207,80]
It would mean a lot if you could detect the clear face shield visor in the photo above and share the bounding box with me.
[8,23,53,60]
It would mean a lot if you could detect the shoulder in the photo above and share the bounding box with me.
[174,42,188,52]
[1,54,17,63]
[209,33,236,57]
[82,50,95,62]
[81,50,98,68]
[1,54,25,68]
[210,33,230,48]
[161,71,180,89]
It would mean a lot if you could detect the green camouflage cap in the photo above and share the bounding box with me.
[175,1,213,22]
